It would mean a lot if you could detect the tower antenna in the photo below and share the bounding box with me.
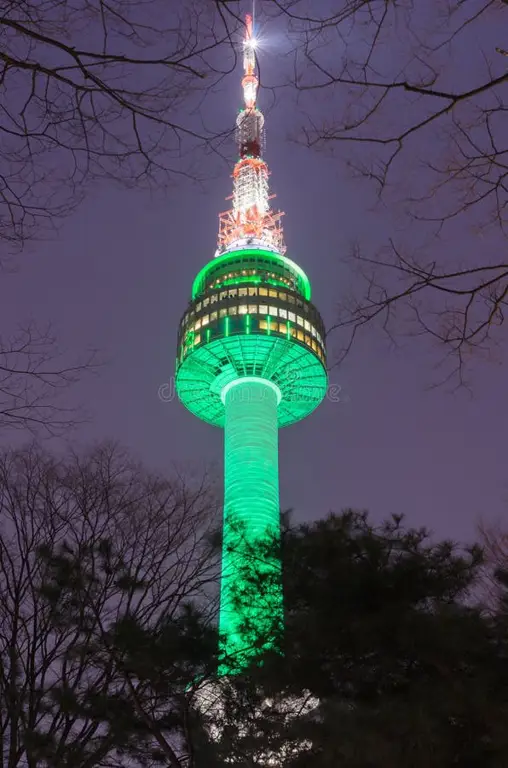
[216,9,284,254]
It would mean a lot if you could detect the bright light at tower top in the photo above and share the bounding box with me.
[242,14,258,111]
[244,13,255,46]
[216,11,285,256]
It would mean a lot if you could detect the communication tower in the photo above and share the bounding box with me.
[175,15,327,666]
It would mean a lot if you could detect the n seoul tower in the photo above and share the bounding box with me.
[175,15,327,666]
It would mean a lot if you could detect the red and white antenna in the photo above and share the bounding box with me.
[217,13,285,256]
[242,13,258,109]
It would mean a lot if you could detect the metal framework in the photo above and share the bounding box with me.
[217,14,286,256]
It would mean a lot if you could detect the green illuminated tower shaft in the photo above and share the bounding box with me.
[221,378,282,661]
[174,15,327,668]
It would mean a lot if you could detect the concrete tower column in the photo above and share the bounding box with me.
[219,377,283,666]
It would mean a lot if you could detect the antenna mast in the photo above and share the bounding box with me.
[217,13,285,255]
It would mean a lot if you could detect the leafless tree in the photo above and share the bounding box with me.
[0,442,221,768]
[0,1,256,432]
[260,0,508,383]
[0,323,97,436]
[0,0,248,250]
[477,518,508,610]
[9,0,508,382]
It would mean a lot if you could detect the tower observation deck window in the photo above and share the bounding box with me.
[178,284,326,366]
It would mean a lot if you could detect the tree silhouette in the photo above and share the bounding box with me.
[0,443,220,768]
[262,1,508,383]
[0,0,246,249]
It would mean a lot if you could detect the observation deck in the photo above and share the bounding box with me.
[175,246,328,428]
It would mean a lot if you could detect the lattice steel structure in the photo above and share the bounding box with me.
[175,15,328,668]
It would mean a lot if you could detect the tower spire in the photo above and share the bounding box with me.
[242,13,258,110]
[217,13,285,256]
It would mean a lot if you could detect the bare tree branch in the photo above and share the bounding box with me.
[0,323,98,435]
[0,0,246,249]
[0,443,221,768]
[259,0,508,383]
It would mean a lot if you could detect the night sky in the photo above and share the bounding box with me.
[3,6,507,545]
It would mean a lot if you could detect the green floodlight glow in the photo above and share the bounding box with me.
[176,210,327,674]
[175,333,327,429]
[173,13,330,673]
[175,323,327,669]
[191,248,312,301]
[219,275,262,287]
[219,377,284,669]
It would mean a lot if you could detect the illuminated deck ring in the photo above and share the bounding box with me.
[192,248,312,301]
[221,376,282,405]
[175,334,327,429]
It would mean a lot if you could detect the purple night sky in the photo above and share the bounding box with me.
[3,5,507,545]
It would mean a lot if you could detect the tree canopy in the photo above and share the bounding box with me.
[0,443,220,768]
[207,512,508,767]
[5,445,506,768]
